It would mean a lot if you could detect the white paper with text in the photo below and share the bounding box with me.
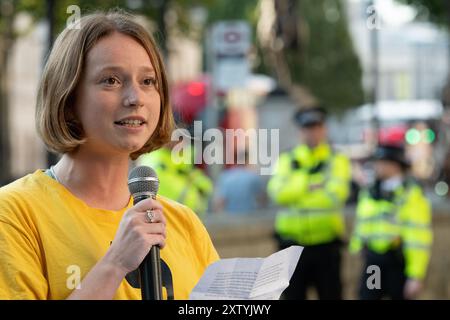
[189,246,303,300]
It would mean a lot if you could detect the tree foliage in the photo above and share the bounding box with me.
[260,0,364,112]
[397,0,448,26]
[295,0,364,111]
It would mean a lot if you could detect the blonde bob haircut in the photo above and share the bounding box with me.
[36,10,174,160]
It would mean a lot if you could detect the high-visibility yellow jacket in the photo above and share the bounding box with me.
[268,143,351,245]
[349,179,432,280]
[138,147,213,217]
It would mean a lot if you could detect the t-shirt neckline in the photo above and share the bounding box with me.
[36,169,133,214]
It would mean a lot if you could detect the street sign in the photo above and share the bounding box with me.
[209,21,251,92]
[211,21,251,57]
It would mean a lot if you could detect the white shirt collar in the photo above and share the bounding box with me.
[380,175,404,192]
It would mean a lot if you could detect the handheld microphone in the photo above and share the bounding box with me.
[128,165,162,300]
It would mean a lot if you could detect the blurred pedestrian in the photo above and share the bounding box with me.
[268,106,351,299]
[213,150,267,214]
[349,144,432,300]
[138,141,213,217]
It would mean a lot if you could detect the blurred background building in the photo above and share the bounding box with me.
[347,0,448,101]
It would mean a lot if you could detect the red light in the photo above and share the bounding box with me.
[187,82,205,97]
[378,126,407,146]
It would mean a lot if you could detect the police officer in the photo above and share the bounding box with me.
[268,107,352,299]
[138,141,213,217]
[350,144,432,300]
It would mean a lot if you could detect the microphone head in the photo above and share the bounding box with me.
[128,166,159,202]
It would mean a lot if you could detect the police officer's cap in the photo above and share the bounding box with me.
[293,107,327,128]
[373,144,410,169]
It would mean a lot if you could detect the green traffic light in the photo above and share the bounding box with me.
[423,129,435,143]
[405,128,421,145]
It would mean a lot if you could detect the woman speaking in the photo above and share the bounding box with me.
[0,10,218,300]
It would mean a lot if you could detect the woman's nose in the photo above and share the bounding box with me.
[123,84,144,108]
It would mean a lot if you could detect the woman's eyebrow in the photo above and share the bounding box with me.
[138,66,156,74]
[95,65,155,74]
[96,65,123,73]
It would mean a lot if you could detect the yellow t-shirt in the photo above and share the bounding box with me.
[0,170,219,300]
